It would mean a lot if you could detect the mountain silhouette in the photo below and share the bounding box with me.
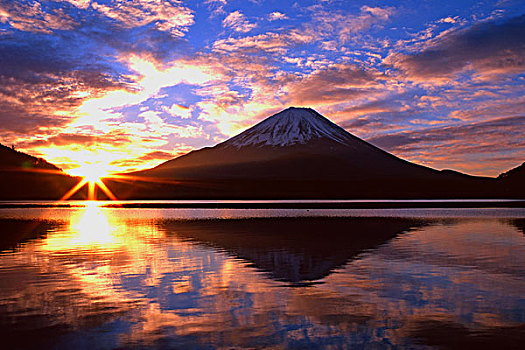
[498,162,525,197]
[142,107,444,181]
[111,107,505,199]
[0,144,79,200]
[0,143,60,172]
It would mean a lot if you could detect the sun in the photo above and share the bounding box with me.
[68,164,109,183]
[81,167,108,184]
[61,164,118,201]
[59,162,177,202]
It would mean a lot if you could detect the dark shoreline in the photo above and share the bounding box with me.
[0,200,524,209]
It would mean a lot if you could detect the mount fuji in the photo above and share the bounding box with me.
[141,107,438,179]
[119,107,495,198]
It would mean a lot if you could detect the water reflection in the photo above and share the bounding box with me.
[43,202,117,251]
[159,218,425,284]
[0,207,523,349]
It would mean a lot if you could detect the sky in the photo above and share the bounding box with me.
[0,0,524,177]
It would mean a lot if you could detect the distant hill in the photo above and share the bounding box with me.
[498,162,525,181]
[0,144,61,171]
[0,144,80,200]
[497,162,525,197]
[107,107,504,199]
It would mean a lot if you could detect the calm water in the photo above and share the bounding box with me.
[0,204,524,349]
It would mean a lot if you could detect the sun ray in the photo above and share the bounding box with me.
[88,180,96,200]
[5,167,69,176]
[105,173,181,185]
[56,166,196,202]
[95,179,118,201]
[60,178,88,201]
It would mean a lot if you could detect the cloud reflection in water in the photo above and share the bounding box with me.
[0,209,523,349]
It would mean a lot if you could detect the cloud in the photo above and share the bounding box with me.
[0,33,131,136]
[76,17,191,62]
[137,150,175,161]
[367,115,525,175]
[165,104,192,119]
[368,133,420,150]
[25,132,132,148]
[438,16,459,24]
[204,0,227,15]
[109,146,192,171]
[360,6,391,20]
[91,0,194,37]
[55,0,91,9]
[222,10,256,33]
[447,94,525,121]
[306,5,394,45]
[213,30,313,54]
[337,100,402,118]
[268,12,288,21]
[0,0,77,33]
[285,64,385,105]
[386,15,525,82]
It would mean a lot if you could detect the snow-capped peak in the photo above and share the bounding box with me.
[222,107,353,148]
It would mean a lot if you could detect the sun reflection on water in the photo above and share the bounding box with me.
[42,201,118,251]
[70,201,114,243]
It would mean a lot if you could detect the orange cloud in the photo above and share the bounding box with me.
[0,0,77,33]
[367,115,525,176]
[285,64,386,105]
[222,10,256,33]
[91,0,194,37]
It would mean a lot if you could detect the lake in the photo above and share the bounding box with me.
[0,202,524,349]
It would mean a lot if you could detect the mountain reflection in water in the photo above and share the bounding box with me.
[0,206,523,349]
[161,218,422,284]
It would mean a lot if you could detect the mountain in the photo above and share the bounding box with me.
[498,162,525,181]
[497,162,525,197]
[111,107,497,199]
[0,143,61,171]
[143,107,441,181]
[0,144,79,200]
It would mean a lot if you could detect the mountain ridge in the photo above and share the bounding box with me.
[0,143,62,172]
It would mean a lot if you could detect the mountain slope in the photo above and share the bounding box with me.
[0,144,79,199]
[498,162,525,181]
[224,107,360,147]
[115,107,497,199]
[497,162,525,197]
[0,144,61,171]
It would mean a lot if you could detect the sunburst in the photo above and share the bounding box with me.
[59,166,181,202]
[60,165,116,201]
[15,164,182,202]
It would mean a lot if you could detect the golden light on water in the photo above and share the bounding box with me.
[68,202,115,246]
[42,202,116,251]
